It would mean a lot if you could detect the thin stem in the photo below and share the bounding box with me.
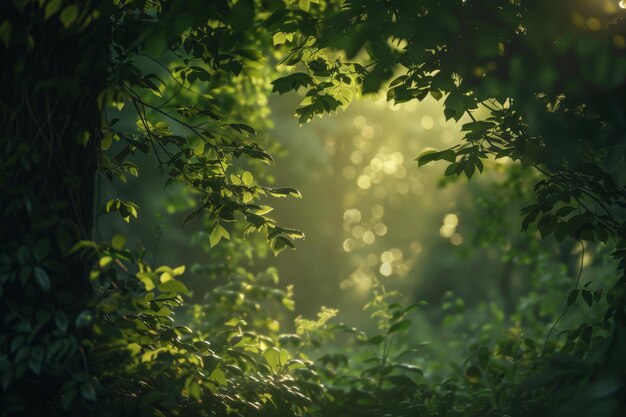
[542,240,585,354]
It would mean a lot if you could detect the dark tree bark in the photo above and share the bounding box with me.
[0,2,110,414]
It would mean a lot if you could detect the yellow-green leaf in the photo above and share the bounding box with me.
[158,279,189,295]
[242,171,253,185]
[136,272,155,291]
[273,32,287,46]
[263,347,281,370]
[60,5,79,28]
[99,256,113,268]
[45,0,62,20]
[210,224,229,248]
[111,233,126,250]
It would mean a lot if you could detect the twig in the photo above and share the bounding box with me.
[542,240,585,354]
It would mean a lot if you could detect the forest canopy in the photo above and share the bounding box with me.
[1,1,626,416]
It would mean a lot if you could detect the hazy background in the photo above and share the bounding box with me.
[99,87,612,357]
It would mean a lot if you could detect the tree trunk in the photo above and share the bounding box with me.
[0,2,109,414]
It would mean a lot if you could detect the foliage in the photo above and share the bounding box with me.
[2,1,626,417]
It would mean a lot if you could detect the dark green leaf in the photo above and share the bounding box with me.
[387,320,410,334]
[461,121,495,132]
[34,267,51,292]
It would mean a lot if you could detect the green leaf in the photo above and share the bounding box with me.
[242,171,253,185]
[593,290,602,302]
[269,187,302,198]
[15,346,30,363]
[430,88,443,100]
[0,20,10,49]
[75,310,93,329]
[99,256,112,268]
[228,333,242,346]
[444,162,459,176]
[45,0,62,20]
[387,319,411,334]
[17,246,29,263]
[158,279,190,295]
[466,366,482,384]
[394,363,423,374]
[273,32,294,46]
[210,224,229,248]
[556,206,575,217]
[282,297,295,311]
[55,312,68,334]
[61,388,77,410]
[416,149,455,167]
[271,73,315,94]
[299,0,311,12]
[111,233,126,250]
[230,0,254,31]
[366,335,384,345]
[567,290,579,307]
[34,239,50,261]
[278,334,302,346]
[236,48,263,61]
[389,75,409,88]
[538,214,557,239]
[136,272,155,291]
[443,92,466,121]
[34,267,51,292]
[263,347,282,370]
[286,359,306,371]
[60,5,79,29]
[80,381,97,401]
[28,346,44,375]
[209,368,226,385]
[554,222,569,242]
[582,290,593,308]
[273,32,287,45]
[230,123,256,135]
[308,58,330,76]
[105,199,118,213]
[271,236,295,256]
[464,162,476,179]
[461,121,495,132]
